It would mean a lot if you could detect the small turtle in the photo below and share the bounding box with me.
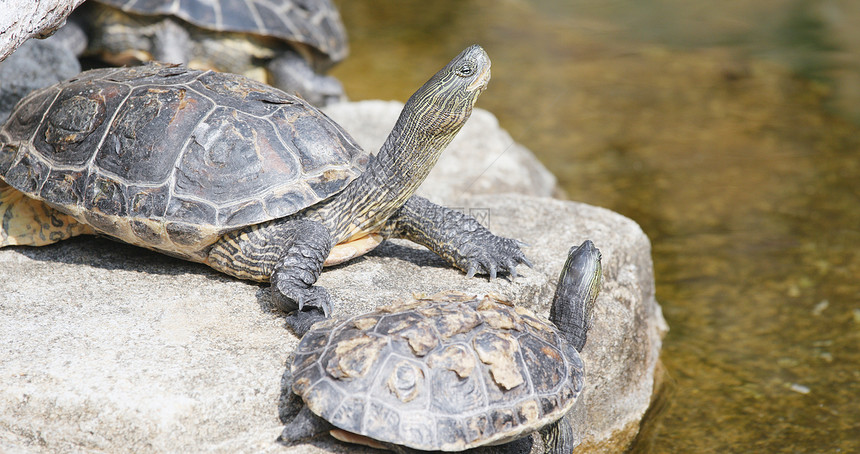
[279,240,602,453]
[0,45,528,324]
[71,0,348,105]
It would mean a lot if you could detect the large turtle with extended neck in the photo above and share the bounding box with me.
[279,240,602,453]
[69,0,348,105]
[0,45,528,322]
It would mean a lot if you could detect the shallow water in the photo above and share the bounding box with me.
[331,0,860,452]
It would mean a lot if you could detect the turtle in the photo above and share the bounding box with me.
[277,240,602,453]
[68,0,348,105]
[0,45,529,325]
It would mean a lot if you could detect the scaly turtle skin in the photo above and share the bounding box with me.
[74,0,348,105]
[279,241,602,453]
[0,45,529,323]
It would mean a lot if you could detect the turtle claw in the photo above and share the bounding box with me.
[458,235,531,281]
[507,260,518,280]
[466,264,478,279]
[272,285,333,318]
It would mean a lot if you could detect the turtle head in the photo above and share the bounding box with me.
[403,44,491,134]
[333,46,491,237]
[549,240,603,353]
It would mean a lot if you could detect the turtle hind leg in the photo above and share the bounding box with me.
[0,183,92,247]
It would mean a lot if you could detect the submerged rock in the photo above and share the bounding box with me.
[0,101,665,453]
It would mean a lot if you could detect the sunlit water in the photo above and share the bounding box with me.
[331,0,860,451]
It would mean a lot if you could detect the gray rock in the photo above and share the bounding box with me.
[0,0,86,62]
[0,103,666,453]
[0,35,81,123]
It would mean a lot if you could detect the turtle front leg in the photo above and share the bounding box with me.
[207,219,334,319]
[382,196,532,279]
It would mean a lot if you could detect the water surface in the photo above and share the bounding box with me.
[332,0,860,451]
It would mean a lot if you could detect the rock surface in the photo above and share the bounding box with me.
[0,102,665,453]
[0,0,85,62]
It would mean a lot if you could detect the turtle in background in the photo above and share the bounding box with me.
[0,45,529,325]
[68,0,348,106]
[278,240,603,453]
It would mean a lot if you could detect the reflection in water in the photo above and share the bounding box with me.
[332,0,860,451]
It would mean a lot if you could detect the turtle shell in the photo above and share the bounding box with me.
[0,64,368,259]
[290,292,585,451]
[96,0,348,64]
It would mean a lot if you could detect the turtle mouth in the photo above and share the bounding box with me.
[467,65,491,92]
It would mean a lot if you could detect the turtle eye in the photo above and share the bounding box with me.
[456,63,475,77]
